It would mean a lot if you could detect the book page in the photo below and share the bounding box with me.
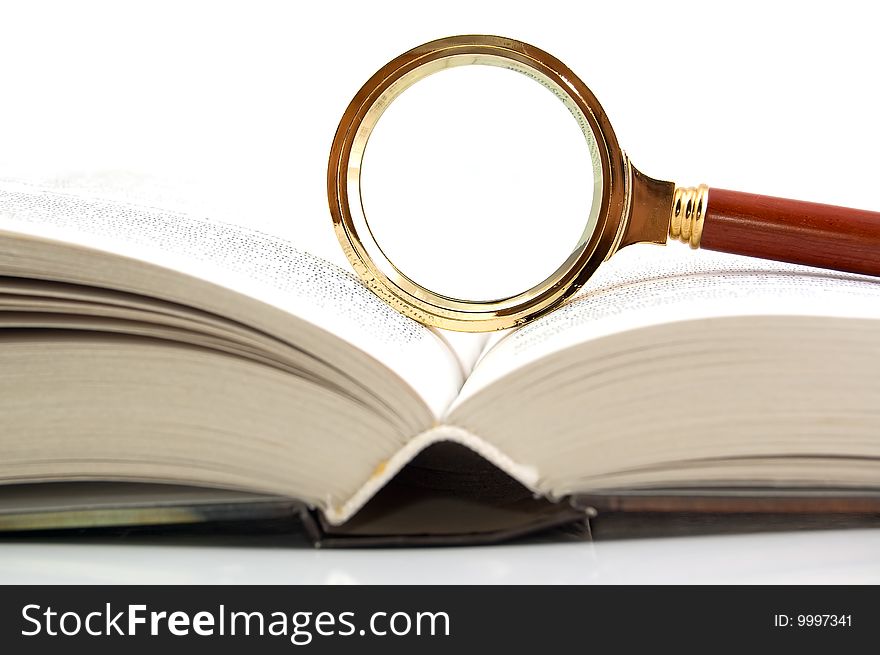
[0,177,463,416]
[450,243,880,411]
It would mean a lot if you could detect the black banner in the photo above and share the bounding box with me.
[0,586,874,652]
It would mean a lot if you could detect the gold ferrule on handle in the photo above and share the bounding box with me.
[669,184,709,249]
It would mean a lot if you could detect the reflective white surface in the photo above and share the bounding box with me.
[2,529,878,584]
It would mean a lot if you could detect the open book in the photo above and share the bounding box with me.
[2,177,879,545]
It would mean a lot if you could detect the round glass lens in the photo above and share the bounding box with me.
[359,61,603,302]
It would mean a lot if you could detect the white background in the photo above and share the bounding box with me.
[1,0,879,583]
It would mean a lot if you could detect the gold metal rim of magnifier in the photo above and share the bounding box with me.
[328,35,676,332]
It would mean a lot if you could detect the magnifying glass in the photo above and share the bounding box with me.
[329,35,880,332]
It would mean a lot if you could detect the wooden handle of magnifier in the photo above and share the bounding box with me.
[697,189,880,276]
